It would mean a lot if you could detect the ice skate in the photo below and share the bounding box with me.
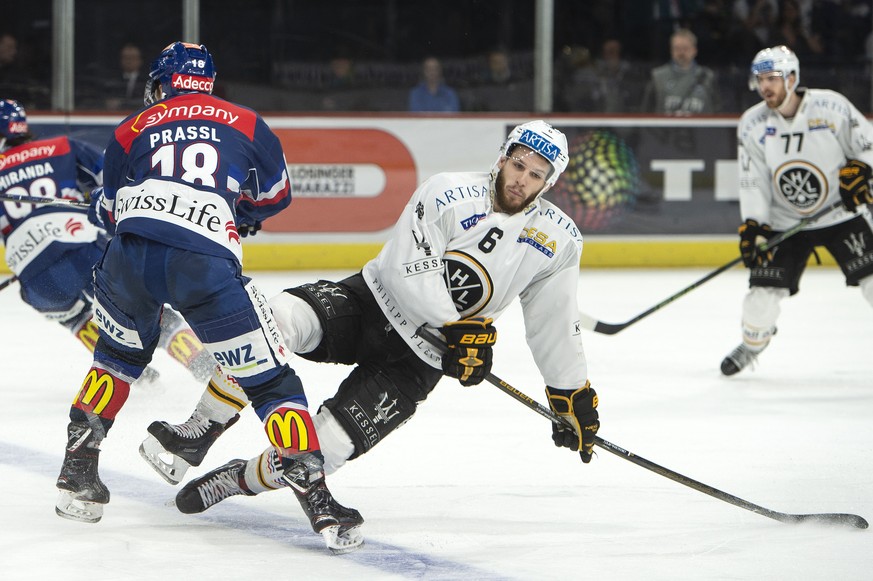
[135,365,161,386]
[139,411,239,484]
[721,343,765,376]
[280,455,364,554]
[56,422,109,523]
[174,458,254,514]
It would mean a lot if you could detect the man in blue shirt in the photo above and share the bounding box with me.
[408,57,460,112]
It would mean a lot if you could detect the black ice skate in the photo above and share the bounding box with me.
[56,421,110,523]
[174,458,254,514]
[280,454,365,554]
[721,343,765,375]
[139,411,239,484]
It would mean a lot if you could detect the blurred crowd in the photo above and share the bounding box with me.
[3,0,872,115]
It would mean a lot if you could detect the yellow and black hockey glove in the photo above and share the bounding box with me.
[546,382,599,463]
[738,219,773,268]
[440,317,497,386]
[838,159,873,212]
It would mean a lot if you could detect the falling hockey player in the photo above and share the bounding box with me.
[53,42,363,554]
[139,120,602,528]
[721,45,873,375]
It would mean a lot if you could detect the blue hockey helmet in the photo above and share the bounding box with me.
[144,41,216,106]
[0,99,28,141]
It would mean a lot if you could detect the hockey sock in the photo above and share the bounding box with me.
[70,364,133,433]
[196,366,251,424]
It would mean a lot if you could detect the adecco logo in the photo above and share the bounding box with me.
[172,73,214,93]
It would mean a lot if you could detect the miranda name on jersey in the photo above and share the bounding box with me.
[0,161,54,190]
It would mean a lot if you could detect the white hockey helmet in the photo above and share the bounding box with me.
[748,45,799,94]
[492,120,569,193]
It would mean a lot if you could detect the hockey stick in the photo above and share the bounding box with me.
[579,199,846,335]
[0,192,89,208]
[416,325,868,529]
[0,275,18,291]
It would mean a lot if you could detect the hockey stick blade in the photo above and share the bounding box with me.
[415,325,868,530]
[578,200,846,335]
[0,192,89,208]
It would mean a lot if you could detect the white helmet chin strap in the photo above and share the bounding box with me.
[775,76,798,116]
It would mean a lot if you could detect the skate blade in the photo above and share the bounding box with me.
[55,490,104,523]
[323,524,364,554]
[139,436,191,485]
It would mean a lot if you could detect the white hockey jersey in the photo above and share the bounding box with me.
[363,171,588,390]
[737,88,873,230]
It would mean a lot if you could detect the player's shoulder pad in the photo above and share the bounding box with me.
[738,101,770,140]
[422,171,492,214]
[534,198,584,248]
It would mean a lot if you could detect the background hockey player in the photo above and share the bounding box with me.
[721,45,873,375]
[142,120,601,522]
[0,98,211,384]
[54,42,361,554]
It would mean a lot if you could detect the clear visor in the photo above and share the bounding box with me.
[748,71,785,91]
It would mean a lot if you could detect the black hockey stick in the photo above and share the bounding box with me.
[0,192,89,208]
[0,275,18,291]
[416,325,868,529]
[579,199,846,335]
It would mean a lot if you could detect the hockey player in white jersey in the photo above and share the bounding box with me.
[141,120,601,520]
[721,46,873,375]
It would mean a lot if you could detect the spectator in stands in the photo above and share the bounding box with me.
[769,0,823,62]
[470,47,531,112]
[592,38,641,113]
[641,28,720,115]
[0,33,44,109]
[321,55,363,111]
[732,0,779,47]
[408,56,460,112]
[103,43,148,111]
[554,45,598,112]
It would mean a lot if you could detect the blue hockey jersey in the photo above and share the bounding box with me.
[0,135,104,279]
[100,93,291,262]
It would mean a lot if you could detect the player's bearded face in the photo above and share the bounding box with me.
[756,73,789,109]
[493,148,551,214]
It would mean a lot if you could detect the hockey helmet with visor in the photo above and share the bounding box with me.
[144,41,216,106]
[748,45,799,96]
[0,99,28,141]
[492,120,569,195]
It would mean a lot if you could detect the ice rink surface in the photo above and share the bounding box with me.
[1,267,870,581]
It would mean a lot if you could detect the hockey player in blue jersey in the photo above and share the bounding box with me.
[54,42,362,553]
[0,98,211,383]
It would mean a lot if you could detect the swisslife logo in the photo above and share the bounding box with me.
[172,73,214,93]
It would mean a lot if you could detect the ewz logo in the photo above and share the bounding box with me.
[213,343,267,370]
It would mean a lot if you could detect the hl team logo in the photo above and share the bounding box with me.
[773,161,827,212]
[442,250,493,317]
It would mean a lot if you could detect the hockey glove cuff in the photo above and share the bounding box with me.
[440,317,497,386]
[237,219,262,237]
[738,219,773,268]
[87,187,116,236]
[839,159,873,212]
[547,382,599,463]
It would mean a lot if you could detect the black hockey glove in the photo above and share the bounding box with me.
[838,159,873,212]
[738,219,773,268]
[237,219,262,237]
[440,317,497,386]
[546,382,599,463]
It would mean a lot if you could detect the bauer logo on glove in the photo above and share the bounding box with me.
[440,317,497,386]
[838,159,873,212]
